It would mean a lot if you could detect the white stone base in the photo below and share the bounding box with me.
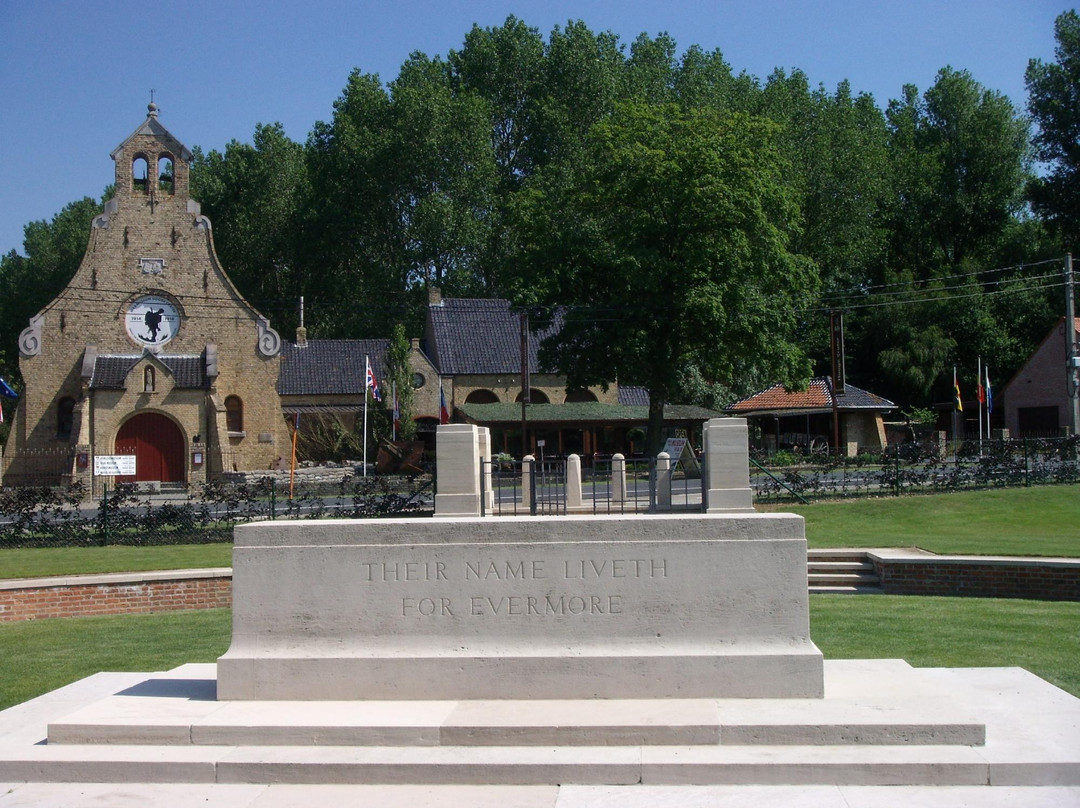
[1,660,1077,794]
[217,514,823,701]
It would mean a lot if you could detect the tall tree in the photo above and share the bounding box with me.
[1027,9,1080,250]
[509,102,818,453]
[189,123,309,333]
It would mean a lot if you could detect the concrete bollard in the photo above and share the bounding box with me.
[522,454,535,512]
[566,453,583,510]
[656,451,672,510]
[611,452,627,504]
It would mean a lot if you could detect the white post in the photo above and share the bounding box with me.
[657,451,672,510]
[566,453,583,511]
[701,418,755,513]
[434,424,483,517]
[479,426,494,514]
[522,454,535,512]
[611,452,627,504]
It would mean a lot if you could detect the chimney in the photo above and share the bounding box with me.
[296,295,307,347]
[428,286,442,306]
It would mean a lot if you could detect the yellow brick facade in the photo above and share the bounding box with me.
[3,106,285,489]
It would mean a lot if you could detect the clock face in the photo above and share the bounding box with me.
[125,295,180,347]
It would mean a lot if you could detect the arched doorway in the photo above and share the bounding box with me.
[114,412,186,483]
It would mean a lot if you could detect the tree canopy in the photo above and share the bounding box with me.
[0,14,1066,428]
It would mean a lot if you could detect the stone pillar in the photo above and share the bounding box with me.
[478,426,494,514]
[701,417,754,513]
[521,454,535,512]
[611,453,627,504]
[566,453,583,511]
[656,451,672,510]
[434,424,482,517]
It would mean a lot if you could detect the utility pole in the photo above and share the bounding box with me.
[1066,253,1080,436]
[520,311,530,457]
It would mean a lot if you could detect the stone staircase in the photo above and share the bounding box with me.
[808,550,883,594]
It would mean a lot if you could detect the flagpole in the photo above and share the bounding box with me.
[363,355,369,478]
[978,356,984,445]
[985,365,992,439]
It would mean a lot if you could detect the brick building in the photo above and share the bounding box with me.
[3,105,287,488]
[1002,317,1080,436]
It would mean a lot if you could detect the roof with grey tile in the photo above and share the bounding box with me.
[428,298,561,375]
[89,355,207,390]
[278,340,388,396]
[458,402,724,425]
[725,377,895,415]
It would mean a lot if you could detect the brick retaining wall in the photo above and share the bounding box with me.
[0,569,232,622]
[869,551,1080,602]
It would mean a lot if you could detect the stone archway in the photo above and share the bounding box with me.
[114,412,186,483]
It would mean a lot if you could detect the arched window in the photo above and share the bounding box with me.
[56,397,75,440]
[157,155,174,194]
[516,388,550,404]
[465,389,500,404]
[143,366,156,393]
[565,388,598,403]
[225,395,244,434]
[132,156,149,193]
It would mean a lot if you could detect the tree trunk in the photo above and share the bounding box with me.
[646,395,666,457]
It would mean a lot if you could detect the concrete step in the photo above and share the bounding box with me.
[809,585,885,595]
[808,551,881,593]
[3,662,1078,789]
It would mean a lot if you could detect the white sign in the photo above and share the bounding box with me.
[94,455,136,476]
[661,437,688,461]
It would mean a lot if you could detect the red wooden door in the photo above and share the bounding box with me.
[114,412,185,483]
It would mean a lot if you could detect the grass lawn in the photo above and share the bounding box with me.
[0,543,234,580]
[768,484,1080,556]
[0,485,1077,580]
[1,596,1077,712]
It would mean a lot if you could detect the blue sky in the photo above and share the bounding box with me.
[0,1,1067,260]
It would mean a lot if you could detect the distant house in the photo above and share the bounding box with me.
[423,291,721,457]
[1002,317,1080,436]
[725,378,895,454]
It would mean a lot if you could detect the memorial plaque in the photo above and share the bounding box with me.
[218,514,824,701]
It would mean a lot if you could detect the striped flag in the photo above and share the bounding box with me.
[366,359,381,402]
[439,381,449,424]
[953,367,963,412]
[986,370,993,414]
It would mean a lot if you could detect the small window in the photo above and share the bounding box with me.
[412,372,426,389]
[516,388,550,404]
[465,389,499,404]
[57,397,75,440]
[132,156,149,193]
[143,366,156,393]
[157,156,174,194]
[225,395,244,433]
[565,388,598,403]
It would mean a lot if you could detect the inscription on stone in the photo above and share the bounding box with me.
[356,556,668,619]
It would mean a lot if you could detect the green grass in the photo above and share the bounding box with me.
[770,485,1080,556]
[0,543,234,580]
[1,597,1076,712]
[0,485,1077,580]
[0,608,231,711]
[810,594,1080,698]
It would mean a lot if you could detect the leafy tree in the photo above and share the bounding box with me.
[1027,9,1080,250]
[189,123,309,333]
[384,323,416,440]
[510,102,818,453]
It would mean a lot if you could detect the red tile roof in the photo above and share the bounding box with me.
[726,378,895,415]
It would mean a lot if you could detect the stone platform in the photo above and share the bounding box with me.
[1,659,1079,799]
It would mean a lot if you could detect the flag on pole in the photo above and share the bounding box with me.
[0,401,4,424]
[0,376,17,399]
[953,367,963,412]
[366,359,381,402]
[439,381,449,424]
[985,370,993,414]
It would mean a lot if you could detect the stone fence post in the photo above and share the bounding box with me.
[566,454,583,511]
[611,453,627,504]
[434,424,488,517]
[521,454,535,512]
[656,451,672,510]
[701,417,754,513]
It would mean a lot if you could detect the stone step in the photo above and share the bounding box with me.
[807,551,881,593]
[807,561,875,574]
[0,742,997,787]
[808,572,881,586]
[809,585,885,595]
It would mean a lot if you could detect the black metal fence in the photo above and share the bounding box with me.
[751,436,1080,503]
[0,474,433,549]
